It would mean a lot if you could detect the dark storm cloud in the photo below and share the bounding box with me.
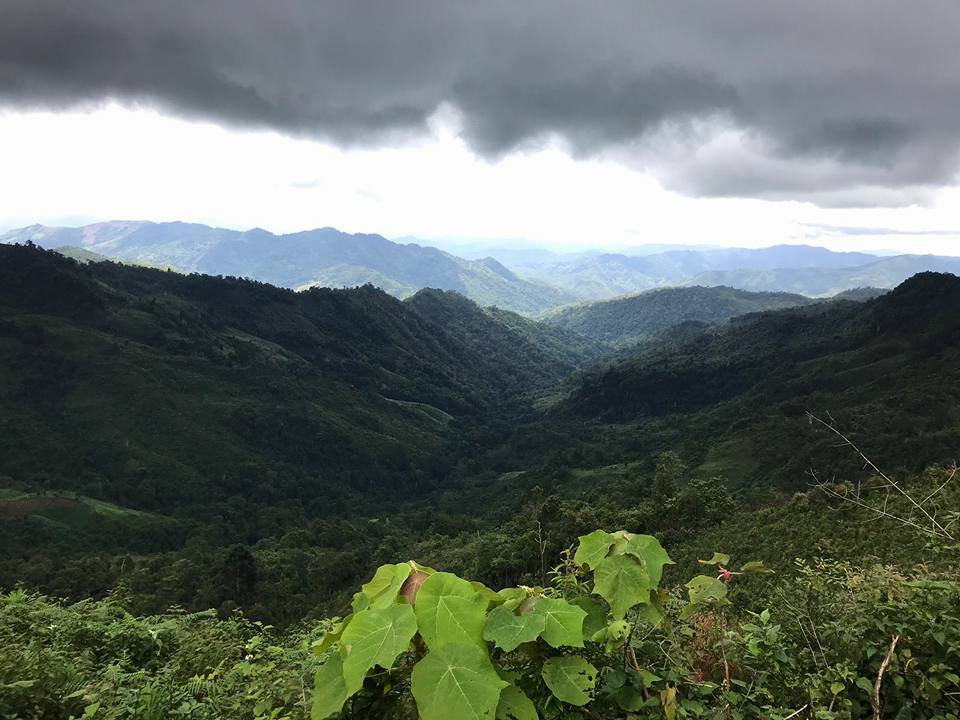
[2,0,959,205]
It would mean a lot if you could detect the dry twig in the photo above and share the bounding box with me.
[872,634,900,720]
[806,413,955,541]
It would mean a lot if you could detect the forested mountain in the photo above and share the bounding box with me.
[3,244,960,718]
[542,286,814,348]
[7,223,960,312]
[0,244,603,609]
[0,222,576,314]
[554,272,960,490]
[2,242,958,624]
[406,289,603,369]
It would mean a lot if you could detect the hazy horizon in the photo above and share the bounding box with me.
[3,214,958,259]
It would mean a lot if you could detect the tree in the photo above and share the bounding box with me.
[653,450,685,503]
[221,544,258,607]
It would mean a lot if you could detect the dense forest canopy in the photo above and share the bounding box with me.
[541,286,816,348]
[1,243,959,719]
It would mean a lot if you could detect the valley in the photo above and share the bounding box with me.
[2,242,958,622]
[1,237,959,720]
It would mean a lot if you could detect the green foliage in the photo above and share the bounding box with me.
[359,563,413,610]
[0,243,600,622]
[495,684,538,720]
[543,286,814,348]
[299,523,960,719]
[540,656,598,706]
[312,656,349,719]
[307,529,672,719]
[698,552,730,566]
[4,243,960,719]
[340,604,417,694]
[0,590,320,720]
[414,572,489,650]
[483,606,545,652]
[411,644,507,720]
[529,597,586,648]
[571,529,614,570]
[593,554,651,619]
[4,520,960,719]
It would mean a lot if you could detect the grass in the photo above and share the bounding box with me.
[695,436,758,483]
[0,489,161,520]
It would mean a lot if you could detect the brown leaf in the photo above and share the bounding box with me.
[400,571,429,605]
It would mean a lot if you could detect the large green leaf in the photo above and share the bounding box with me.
[340,604,417,694]
[311,654,348,720]
[496,684,539,720]
[360,563,412,609]
[572,597,607,642]
[593,555,650,619]
[620,534,674,588]
[471,581,501,609]
[351,591,369,613]
[415,571,488,650]
[311,615,351,656]
[686,575,727,605]
[495,588,527,611]
[573,530,614,570]
[411,643,508,720]
[698,552,730,567]
[608,530,636,555]
[530,597,587,648]
[484,605,546,652]
[541,656,597,706]
[682,576,728,618]
[638,589,666,626]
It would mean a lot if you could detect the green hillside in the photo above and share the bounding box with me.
[542,286,814,348]
[3,248,960,719]
[0,244,600,619]
[553,273,960,493]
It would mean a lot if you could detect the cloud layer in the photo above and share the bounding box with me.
[3,0,959,205]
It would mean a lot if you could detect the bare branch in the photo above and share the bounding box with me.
[806,413,954,540]
[919,464,957,508]
[783,705,809,720]
[872,634,900,720]
[811,477,950,538]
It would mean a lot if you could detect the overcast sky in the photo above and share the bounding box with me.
[2,0,960,254]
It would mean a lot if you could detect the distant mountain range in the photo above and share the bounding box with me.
[499,245,960,301]
[3,221,959,313]
[0,222,576,315]
[688,255,960,296]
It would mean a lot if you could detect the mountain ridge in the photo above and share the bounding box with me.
[541,285,816,348]
[496,244,960,300]
[688,254,960,296]
[0,221,577,315]
[6,220,960,311]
